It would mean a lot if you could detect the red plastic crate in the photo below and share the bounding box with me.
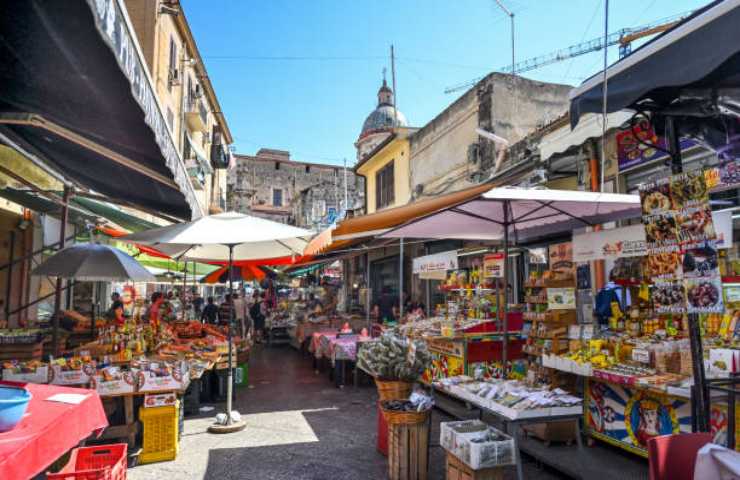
[47,444,127,480]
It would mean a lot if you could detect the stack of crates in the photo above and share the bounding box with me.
[139,400,180,464]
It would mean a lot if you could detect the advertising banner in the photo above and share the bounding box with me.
[483,253,505,278]
[548,242,574,274]
[572,225,647,262]
[413,250,458,275]
[547,287,576,310]
[639,169,723,313]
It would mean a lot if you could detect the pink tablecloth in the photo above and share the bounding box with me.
[328,335,371,364]
[310,329,339,359]
[0,381,108,480]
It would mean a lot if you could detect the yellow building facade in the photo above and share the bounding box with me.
[355,129,415,214]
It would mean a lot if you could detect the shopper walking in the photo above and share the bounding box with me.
[201,296,219,324]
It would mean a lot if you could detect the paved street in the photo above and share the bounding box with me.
[129,345,569,480]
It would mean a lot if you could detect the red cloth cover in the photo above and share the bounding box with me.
[0,381,108,480]
[647,432,714,480]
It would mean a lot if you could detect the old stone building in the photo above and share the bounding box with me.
[409,73,572,200]
[227,149,363,229]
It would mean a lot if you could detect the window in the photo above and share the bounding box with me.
[305,165,311,174]
[168,37,177,91]
[375,160,395,210]
[273,188,283,207]
[275,162,281,171]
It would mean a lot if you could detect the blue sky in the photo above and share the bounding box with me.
[182,0,708,166]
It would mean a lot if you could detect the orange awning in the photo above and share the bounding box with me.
[304,226,334,256]
[202,264,266,284]
[332,182,494,241]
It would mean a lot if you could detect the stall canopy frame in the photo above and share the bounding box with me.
[381,187,641,369]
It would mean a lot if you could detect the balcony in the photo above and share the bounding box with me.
[185,99,208,132]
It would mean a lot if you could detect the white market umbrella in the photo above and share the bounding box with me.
[381,187,641,367]
[32,242,155,352]
[122,211,312,429]
[121,211,311,262]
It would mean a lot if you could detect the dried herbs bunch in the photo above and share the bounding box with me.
[357,331,431,382]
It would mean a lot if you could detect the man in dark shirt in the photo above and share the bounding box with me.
[374,287,398,324]
[201,297,219,324]
[107,292,124,319]
[218,294,232,326]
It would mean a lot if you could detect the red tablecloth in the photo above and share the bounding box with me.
[0,381,108,480]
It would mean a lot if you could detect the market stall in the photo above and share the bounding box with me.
[404,248,525,383]
[0,381,108,479]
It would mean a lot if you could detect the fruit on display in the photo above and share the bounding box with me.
[2,360,45,373]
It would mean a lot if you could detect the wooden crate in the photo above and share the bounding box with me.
[388,420,429,480]
[522,420,577,446]
[446,453,503,480]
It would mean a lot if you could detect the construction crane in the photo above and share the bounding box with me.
[443,12,687,94]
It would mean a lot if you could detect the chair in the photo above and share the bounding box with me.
[648,432,714,480]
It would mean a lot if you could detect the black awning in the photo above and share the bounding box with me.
[569,0,740,128]
[0,0,200,220]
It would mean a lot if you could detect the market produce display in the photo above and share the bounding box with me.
[356,331,431,382]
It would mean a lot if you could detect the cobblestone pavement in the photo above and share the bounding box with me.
[128,345,569,480]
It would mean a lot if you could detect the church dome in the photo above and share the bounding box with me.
[358,78,408,139]
[361,105,408,138]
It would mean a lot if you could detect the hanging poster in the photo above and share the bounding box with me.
[528,247,548,264]
[548,242,574,274]
[586,379,691,455]
[639,169,723,313]
[572,225,647,262]
[483,253,505,278]
[616,120,666,171]
[547,287,576,310]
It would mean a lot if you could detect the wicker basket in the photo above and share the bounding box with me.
[381,406,431,425]
[375,379,413,401]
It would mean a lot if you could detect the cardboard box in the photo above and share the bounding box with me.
[91,368,137,395]
[137,360,190,393]
[143,392,178,408]
[2,365,49,384]
[50,363,96,385]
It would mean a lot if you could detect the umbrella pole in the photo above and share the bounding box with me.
[91,282,96,340]
[502,201,509,377]
[227,245,235,423]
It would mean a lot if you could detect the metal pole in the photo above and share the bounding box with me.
[600,0,609,193]
[425,244,431,317]
[5,231,15,324]
[226,245,235,424]
[666,116,709,432]
[366,252,371,330]
[502,201,510,375]
[399,238,404,320]
[391,45,398,126]
[343,158,348,215]
[53,186,72,356]
[90,282,96,340]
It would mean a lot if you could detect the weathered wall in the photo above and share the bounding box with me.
[228,150,364,228]
[409,73,571,199]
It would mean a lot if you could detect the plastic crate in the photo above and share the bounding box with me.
[139,401,179,464]
[47,444,127,480]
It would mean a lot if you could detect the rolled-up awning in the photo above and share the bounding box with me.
[569,0,740,128]
[0,0,202,220]
[539,111,633,161]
